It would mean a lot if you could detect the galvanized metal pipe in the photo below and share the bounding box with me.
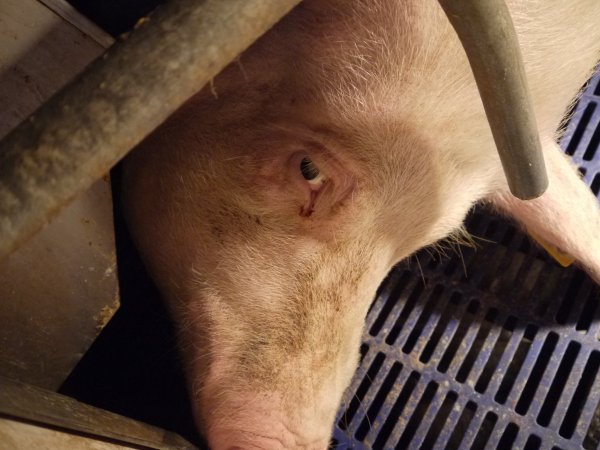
[438,0,549,200]
[0,0,300,261]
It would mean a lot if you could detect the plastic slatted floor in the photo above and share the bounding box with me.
[331,71,600,450]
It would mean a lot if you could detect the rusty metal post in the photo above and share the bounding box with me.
[0,0,300,261]
[438,0,549,200]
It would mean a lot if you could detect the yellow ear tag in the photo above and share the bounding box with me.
[527,229,575,268]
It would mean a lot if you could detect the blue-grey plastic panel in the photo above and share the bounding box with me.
[331,71,600,450]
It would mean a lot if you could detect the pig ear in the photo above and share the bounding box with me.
[488,140,600,283]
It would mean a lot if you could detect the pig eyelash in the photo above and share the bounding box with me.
[300,157,326,187]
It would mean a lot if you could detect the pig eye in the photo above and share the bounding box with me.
[300,157,326,185]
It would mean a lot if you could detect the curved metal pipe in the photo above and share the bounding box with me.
[438,0,549,200]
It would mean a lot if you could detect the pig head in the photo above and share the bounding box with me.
[122,0,600,448]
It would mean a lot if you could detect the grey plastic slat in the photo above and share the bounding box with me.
[424,292,471,367]
[482,325,526,397]
[525,337,571,421]
[550,347,591,433]
[406,385,447,449]
[431,396,472,450]
[409,290,455,359]
[363,368,413,448]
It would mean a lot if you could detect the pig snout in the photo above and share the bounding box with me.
[199,394,332,450]
[193,352,354,450]
[175,242,388,449]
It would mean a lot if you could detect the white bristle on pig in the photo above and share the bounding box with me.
[122,1,600,448]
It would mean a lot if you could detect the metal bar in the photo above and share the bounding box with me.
[0,375,197,450]
[438,0,549,200]
[0,0,300,261]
